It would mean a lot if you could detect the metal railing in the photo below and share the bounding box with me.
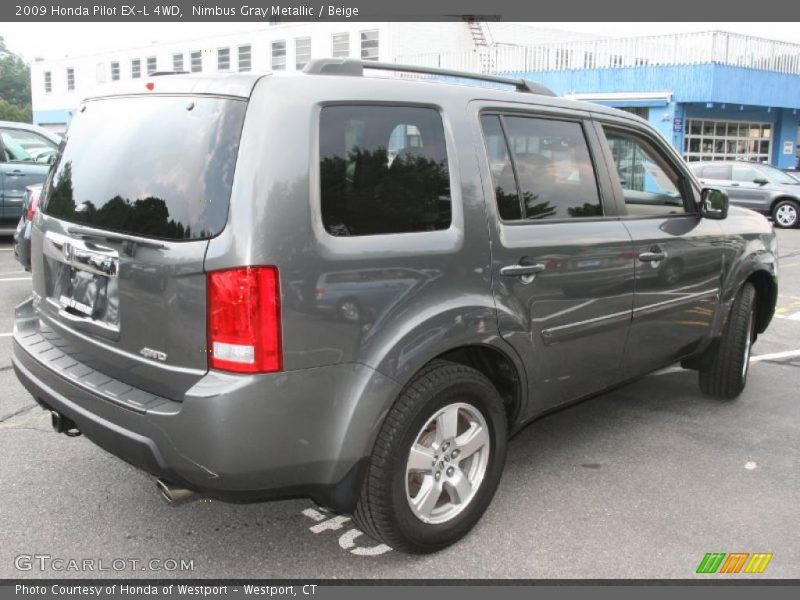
[395,31,800,76]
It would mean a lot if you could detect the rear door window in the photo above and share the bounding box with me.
[319,105,451,236]
[479,115,522,220]
[41,95,246,240]
[480,115,602,220]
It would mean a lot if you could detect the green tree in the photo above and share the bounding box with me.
[0,97,31,122]
[0,35,32,123]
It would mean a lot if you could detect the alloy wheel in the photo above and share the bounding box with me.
[404,402,491,525]
[775,203,798,227]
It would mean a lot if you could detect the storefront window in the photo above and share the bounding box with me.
[683,119,771,163]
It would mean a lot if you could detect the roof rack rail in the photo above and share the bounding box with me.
[302,58,555,97]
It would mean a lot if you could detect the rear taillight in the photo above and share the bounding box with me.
[26,189,41,221]
[207,266,282,373]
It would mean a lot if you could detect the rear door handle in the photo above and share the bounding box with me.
[6,170,24,176]
[639,251,666,263]
[500,263,546,277]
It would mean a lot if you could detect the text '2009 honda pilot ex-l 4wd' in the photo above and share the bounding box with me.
[13,59,778,553]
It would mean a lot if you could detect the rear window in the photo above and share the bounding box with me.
[42,95,246,241]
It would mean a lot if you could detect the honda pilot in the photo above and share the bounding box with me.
[13,59,778,553]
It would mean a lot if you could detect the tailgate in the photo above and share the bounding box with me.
[29,93,247,400]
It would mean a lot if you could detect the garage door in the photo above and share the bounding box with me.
[683,119,771,163]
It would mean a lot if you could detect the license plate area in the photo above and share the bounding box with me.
[58,268,111,319]
[42,231,120,332]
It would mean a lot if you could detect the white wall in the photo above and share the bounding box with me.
[388,23,475,57]
[30,22,599,123]
[31,22,393,117]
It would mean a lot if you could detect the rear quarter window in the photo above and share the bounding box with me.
[319,105,451,236]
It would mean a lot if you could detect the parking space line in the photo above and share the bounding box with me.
[750,349,800,363]
[775,312,800,321]
[0,333,13,337]
[650,348,800,377]
[0,277,31,282]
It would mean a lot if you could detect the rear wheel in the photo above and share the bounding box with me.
[354,360,507,553]
[772,199,799,228]
[698,283,756,399]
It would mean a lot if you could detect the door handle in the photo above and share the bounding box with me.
[500,263,546,277]
[639,251,666,263]
[729,183,740,187]
[6,170,24,176]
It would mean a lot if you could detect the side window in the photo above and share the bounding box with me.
[319,105,451,236]
[732,164,763,183]
[702,164,732,180]
[604,128,689,216]
[481,115,602,221]
[689,166,704,178]
[479,115,522,220]
[1,129,57,164]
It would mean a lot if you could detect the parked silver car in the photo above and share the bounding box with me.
[689,160,800,228]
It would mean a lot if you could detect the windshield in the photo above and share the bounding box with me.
[758,164,799,185]
[41,95,247,240]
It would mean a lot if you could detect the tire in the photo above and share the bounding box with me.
[698,283,756,399]
[353,359,507,553]
[771,199,800,228]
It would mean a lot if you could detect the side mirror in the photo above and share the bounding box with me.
[753,177,769,185]
[700,188,729,220]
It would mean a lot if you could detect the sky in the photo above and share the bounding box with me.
[2,22,800,61]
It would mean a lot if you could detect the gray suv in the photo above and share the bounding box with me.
[689,160,800,228]
[12,60,778,553]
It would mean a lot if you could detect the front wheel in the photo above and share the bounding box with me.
[353,360,507,553]
[698,283,756,399]
[772,199,800,228]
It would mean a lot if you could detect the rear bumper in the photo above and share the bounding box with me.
[12,298,400,512]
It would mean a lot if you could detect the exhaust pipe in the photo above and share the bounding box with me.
[50,410,81,437]
[156,478,198,506]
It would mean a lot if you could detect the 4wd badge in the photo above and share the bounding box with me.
[140,347,167,362]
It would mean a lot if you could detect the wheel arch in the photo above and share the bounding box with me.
[769,195,800,216]
[746,269,778,334]
[435,344,526,431]
[356,302,530,444]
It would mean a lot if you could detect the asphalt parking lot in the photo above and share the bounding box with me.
[0,230,798,580]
